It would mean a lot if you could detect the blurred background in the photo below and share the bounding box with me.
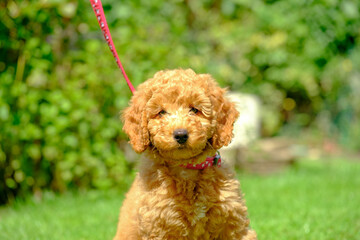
[1,0,360,205]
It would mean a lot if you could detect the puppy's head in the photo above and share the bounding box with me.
[122,69,239,161]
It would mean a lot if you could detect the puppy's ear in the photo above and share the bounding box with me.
[122,91,150,153]
[208,81,239,150]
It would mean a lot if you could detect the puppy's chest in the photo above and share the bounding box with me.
[179,182,228,238]
[179,180,224,218]
[140,171,233,238]
[186,187,213,224]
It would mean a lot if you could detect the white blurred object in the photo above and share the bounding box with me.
[220,92,261,167]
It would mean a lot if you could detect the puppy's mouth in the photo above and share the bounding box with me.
[157,148,204,161]
[153,141,208,161]
[177,143,187,149]
[150,129,209,160]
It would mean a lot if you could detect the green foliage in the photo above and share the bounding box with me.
[1,0,360,204]
[0,0,132,204]
[228,0,360,143]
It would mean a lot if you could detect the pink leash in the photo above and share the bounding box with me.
[89,0,136,94]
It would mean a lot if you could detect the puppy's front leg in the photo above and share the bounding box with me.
[217,183,257,240]
[219,222,257,240]
[138,204,189,240]
[240,229,257,240]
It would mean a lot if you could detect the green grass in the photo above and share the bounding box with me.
[241,159,360,240]
[0,159,359,240]
[0,191,125,240]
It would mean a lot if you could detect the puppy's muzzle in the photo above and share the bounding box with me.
[173,129,189,144]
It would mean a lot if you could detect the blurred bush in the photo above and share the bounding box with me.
[1,0,360,204]
[0,0,133,204]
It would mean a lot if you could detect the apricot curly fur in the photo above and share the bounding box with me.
[115,69,257,240]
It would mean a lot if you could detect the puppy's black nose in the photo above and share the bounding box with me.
[173,129,189,144]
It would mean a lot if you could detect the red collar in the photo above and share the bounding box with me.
[180,153,221,170]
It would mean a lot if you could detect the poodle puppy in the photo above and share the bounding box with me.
[114,69,257,240]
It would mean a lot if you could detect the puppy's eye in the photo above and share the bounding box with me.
[190,107,199,114]
[158,110,167,117]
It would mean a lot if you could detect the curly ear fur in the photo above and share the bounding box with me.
[205,75,239,150]
[122,89,151,153]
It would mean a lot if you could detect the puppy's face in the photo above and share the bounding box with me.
[122,69,239,161]
[146,86,215,160]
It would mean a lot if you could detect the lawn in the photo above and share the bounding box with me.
[0,159,359,240]
[242,159,360,240]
